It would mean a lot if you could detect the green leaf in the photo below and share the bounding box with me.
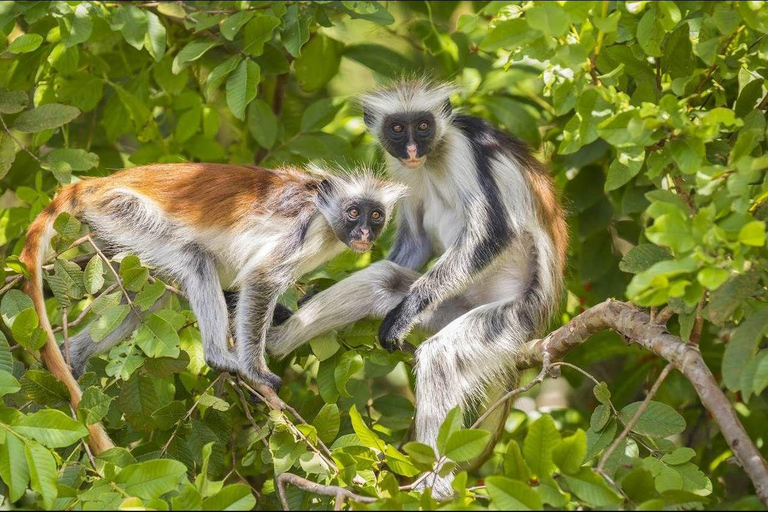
[12,103,80,133]
[15,409,89,448]
[503,440,530,481]
[202,484,256,511]
[134,280,166,311]
[526,3,570,36]
[444,429,490,463]
[301,98,342,132]
[723,307,768,391]
[696,267,730,291]
[403,441,436,468]
[144,11,166,62]
[0,89,29,114]
[220,11,254,41]
[294,35,343,92]
[552,429,587,475]
[151,400,186,430]
[618,401,686,438]
[738,221,766,246]
[7,33,43,54]
[83,255,105,294]
[662,447,696,465]
[112,4,147,50]
[349,405,385,452]
[334,350,363,398]
[134,313,180,359]
[25,441,58,510]
[312,403,340,444]
[0,432,30,502]
[593,381,612,404]
[385,445,420,477]
[226,59,260,121]
[115,459,187,500]
[45,148,99,172]
[637,6,664,57]
[0,131,16,179]
[342,44,414,77]
[79,387,112,425]
[523,414,560,478]
[172,40,220,74]
[486,475,543,510]
[0,369,20,397]
[205,55,241,101]
[247,98,278,149]
[242,15,281,57]
[61,3,92,47]
[12,307,41,350]
[480,19,538,52]
[90,304,130,343]
[436,406,463,454]
[562,468,622,507]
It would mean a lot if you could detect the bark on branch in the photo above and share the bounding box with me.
[519,299,768,507]
[276,472,376,511]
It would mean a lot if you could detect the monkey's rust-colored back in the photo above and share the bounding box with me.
[79,163,317,229]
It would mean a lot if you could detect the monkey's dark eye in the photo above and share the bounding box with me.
[418,121,429,131]
[391,124,404,134]
[347,208,359,220]
[371,210,383,222]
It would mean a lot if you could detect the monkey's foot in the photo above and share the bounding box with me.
[413,473,455,501]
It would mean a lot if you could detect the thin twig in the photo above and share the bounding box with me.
[0,114,44,164]
[598,363,674,472]
[53,284,119,333]
[276,473,375,511]
[160,373,225,456]
[0,275,22,296]
[86,236,142,321]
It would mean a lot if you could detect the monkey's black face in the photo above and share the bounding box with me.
[379,112,437,168]
[337,199,386,252]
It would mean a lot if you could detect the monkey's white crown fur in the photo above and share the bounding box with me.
[308,163,408,216]
[360,78,458,135]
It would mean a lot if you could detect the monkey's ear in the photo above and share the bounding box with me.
[441,98,452,117]
[363,107,375,128]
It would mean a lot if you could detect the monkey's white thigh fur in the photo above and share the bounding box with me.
[414,301,529,500]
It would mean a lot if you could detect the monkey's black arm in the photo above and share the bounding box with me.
[378,200,513,351]
[387,200,432,271]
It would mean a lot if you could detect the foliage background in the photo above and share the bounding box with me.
[0,1,767,510]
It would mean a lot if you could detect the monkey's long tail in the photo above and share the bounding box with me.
[19,183,114,454]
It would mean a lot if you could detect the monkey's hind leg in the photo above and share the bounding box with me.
[176,249,239,375]
[413,300,536,500]
[234,278,286,392]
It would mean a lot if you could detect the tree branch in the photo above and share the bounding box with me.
[520,299,768,507]
[276,473,376,511]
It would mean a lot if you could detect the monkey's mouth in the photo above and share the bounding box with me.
[349,240,373,252]
[401,156,425,168]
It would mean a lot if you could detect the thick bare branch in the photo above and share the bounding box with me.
[522,299,768,507]
[276,473,376,511]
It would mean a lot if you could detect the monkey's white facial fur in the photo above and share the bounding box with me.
[361,79,457,168]
[313,167,408,252]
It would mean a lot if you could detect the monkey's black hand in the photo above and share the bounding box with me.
[378,299,415,352]
[272,304,294,326]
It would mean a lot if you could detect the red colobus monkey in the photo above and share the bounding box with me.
[21,163,405,453]
[267,80,568,498]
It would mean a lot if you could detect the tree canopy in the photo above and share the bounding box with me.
[1,1,768,510]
